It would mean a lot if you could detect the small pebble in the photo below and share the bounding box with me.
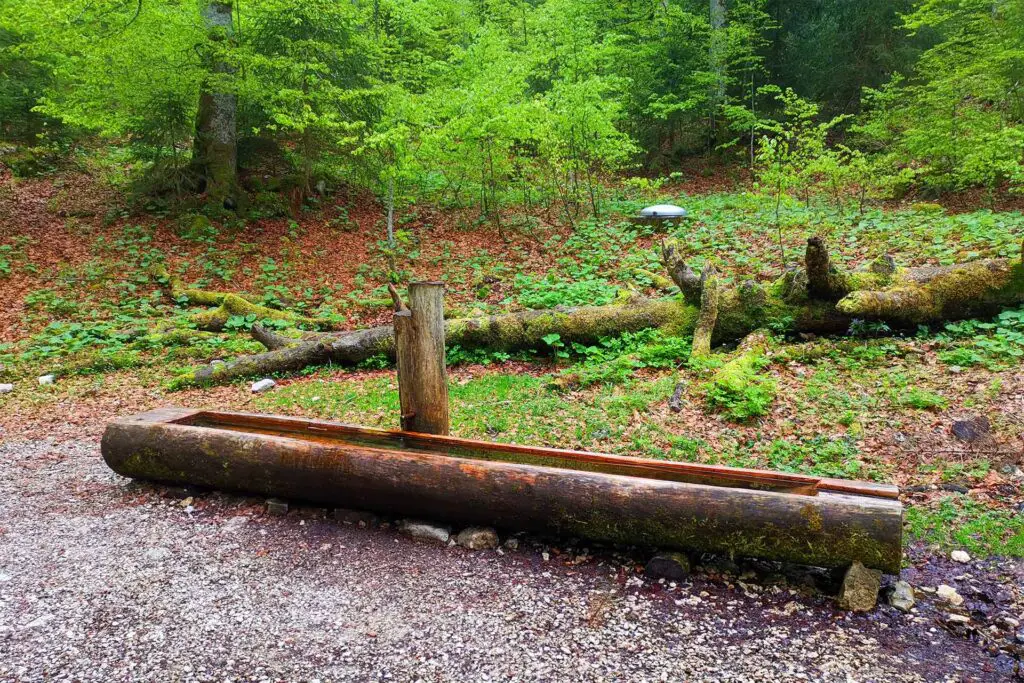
[0,383,13,394]
[37,374,55,386]
[936,584,964,606]
[144,547,172,562]
[950,550,971,564]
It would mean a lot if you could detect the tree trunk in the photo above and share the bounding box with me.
[172,238,1024,388]
[193,1,238,207]
[709,0,728,124]
[691,262,720,357]
[395,282,450,435]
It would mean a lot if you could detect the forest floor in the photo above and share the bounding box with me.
[1,167,1023,679]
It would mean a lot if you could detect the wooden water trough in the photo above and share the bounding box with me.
[102,407,903,573]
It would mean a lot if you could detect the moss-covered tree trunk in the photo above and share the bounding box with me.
[170,238,1024,387]
[193,0,238,208]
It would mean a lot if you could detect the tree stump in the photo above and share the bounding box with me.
[394,281,450,435]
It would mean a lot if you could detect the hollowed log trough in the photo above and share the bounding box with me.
[102,408,904,573]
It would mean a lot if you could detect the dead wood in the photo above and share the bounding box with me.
[171,238,1024,387]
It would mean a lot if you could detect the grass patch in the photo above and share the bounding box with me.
[906,496,1024,558]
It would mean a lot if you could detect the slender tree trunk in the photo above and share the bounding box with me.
[709,0,727,142]
[194,0,238,207]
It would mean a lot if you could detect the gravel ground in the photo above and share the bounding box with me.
[0,438,1016,682]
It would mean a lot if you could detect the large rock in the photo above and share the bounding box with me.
[836,561,882,612]
[456,527,499,550]
[888,580,915,612]
[645,553,691,582]
[400,520,450,544]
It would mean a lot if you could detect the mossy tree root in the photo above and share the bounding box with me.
[150,264,341,332]
[188,293,339,332]
[691,262,720,358]
[150,264,257,307]
[702,330,776,421]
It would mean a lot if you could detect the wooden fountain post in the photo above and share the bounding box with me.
[392,281,450,435]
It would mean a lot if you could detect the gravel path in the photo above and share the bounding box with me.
[0,439,1013,682]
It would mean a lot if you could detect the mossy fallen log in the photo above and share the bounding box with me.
[837,258,1024,324]
[150,264,341,332]
[172,238,1024,387]
[180,298,692,387]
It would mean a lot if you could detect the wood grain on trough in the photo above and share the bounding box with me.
[101,408,904,573]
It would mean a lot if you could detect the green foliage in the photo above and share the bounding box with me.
[751,87,869,263]
[906,496,1024,558]
[0,27,54,141]
[937,307,1024,368]
[0,0,1020,206]
[897,387,948,411]
[703,352,777,423]
[856,0,1024,195]
[765,436,863,478]
[20,321,132,361]
[514,274,618,310]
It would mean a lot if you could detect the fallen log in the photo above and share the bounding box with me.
[150,264,342,331]
[178,297,690,387]
[837,258,1024,323]
[171,238,1024,387]
[102,408,904,573]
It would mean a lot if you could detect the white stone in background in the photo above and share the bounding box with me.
[251,378,276,393]
[37,374,55,386]
[0,383,13,394]
[950,550,971,564]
